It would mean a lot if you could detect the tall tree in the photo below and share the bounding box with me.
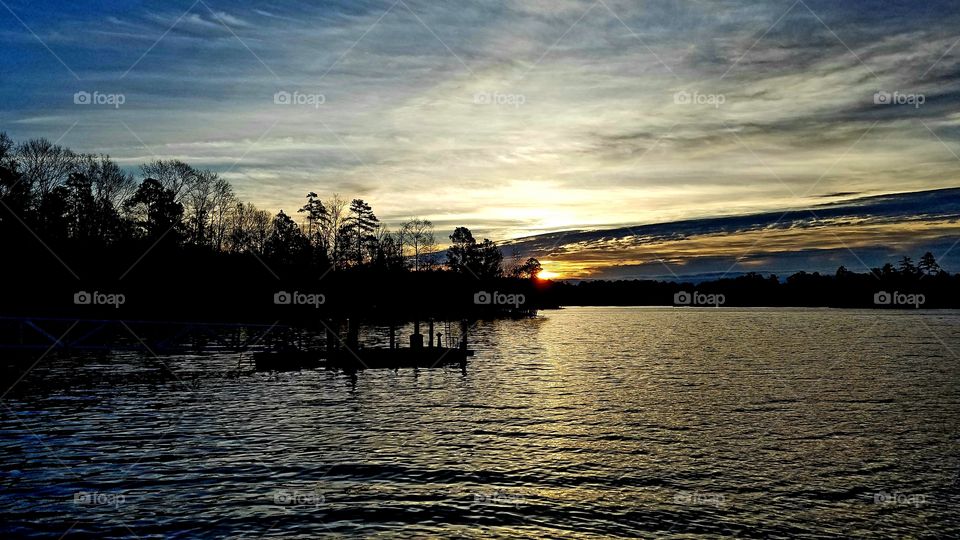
[375,229,406,271]
[184,170,218,246]
[80,154,135,242]
[81,154,135,209]
[264,210,309,265]
[0,132,13,169]
[919,252,941,276]
[510,257,543,279]
[347,198,379,266]
[447,226,476,274]
[0,134,30,213]
[228,202,271,254]
[298,192,327,249]
[898,256,917,276]
[447,227,504,279]
[63,172,96,241]
[476,239,504,279]
[209,177,235,251]
[124,178,184,241]
[400,217,436,271]
[322,194,348,269]
[139,160,196,203]
[17,138,78,199]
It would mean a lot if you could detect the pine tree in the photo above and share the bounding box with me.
[348,199,378,266]
[919,252,941,276]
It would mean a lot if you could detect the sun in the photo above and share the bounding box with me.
[536,269,560,280]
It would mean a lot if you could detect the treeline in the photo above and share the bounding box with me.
[546,255,959,308]
[2,132,956,318]
[0,132,543,277]
[0,133,543,320]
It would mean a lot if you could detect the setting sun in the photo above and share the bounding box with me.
[536,269,560,280]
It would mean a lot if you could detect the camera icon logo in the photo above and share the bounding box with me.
[74,91,91,105]
[74,491,91,504]
[474,291,492,305]
[74,291,92,304]
[873,91,892,105]
[873,291,892,305]
[274,91,291,105]
[673,90,692,105]
[274,291,292,304]
[673,291,692,305]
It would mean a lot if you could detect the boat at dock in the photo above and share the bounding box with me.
[253,319,475,372]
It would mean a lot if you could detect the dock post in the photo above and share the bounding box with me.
[460,320,469,351]
[389,323,396,349]
[428,320,434,349]
[347,318,359,350]
[410,318,423,349]
[326,319,336,351]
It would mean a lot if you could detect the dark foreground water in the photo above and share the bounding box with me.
[1,307,959,538]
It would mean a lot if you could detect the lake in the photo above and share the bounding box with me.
[1,307,958,538]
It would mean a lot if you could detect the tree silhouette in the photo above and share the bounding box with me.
[899,256,917,276]
[63,172,96,241]
[0,132,14,170]
[16,138,77,199]
[124,178,184,241]
[184,170,217,246]
[511,257,542,279]
[447,226,476,274]
[400,218,436,271]
[447,226,503,279]
[209,177,235,251]
[919,252,941,276]
[139,160,196,203]
[264,210,309,265]
[319,194,347,269]
[298,192,327,251]
[475,239,504,279]
[0,138,31,214]
[347,199,379,266]
[228,202,272,253]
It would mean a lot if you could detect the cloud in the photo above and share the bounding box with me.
[1,0,959,262]
[503,187,960,279]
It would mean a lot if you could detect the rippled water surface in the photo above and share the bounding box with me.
[2,307,960,538]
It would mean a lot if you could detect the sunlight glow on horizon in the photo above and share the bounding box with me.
[536,269,561,280]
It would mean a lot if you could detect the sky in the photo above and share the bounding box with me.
[2,0,960,279]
